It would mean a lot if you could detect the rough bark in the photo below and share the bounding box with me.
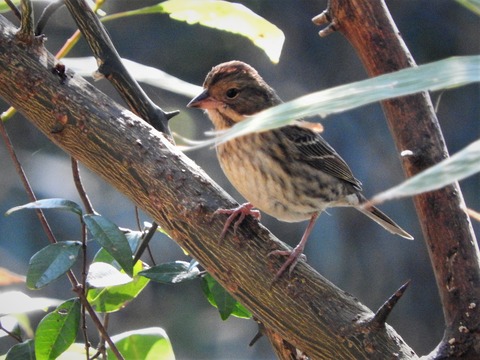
[0,13,417,359]
[316,0,480,358]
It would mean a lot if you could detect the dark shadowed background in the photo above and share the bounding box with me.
[1,1,479,358]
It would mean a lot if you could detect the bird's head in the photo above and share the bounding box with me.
[188,61,281,130]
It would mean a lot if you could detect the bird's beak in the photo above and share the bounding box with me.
[187,89,219,109]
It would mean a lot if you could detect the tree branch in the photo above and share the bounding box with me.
[0,14,416,358]
[314,0,480,357]
[62,0,177,135]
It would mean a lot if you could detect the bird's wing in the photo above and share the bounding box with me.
[281,124,363,190]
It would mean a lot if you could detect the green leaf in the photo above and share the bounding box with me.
[101,0,284,63]
[371,139,480,204]
[5,199,82,216]
[83,214,133,276]
[201,274,252,320]
[26,241,81,290]
[86,249,149,313]
[108,327,175,360]
[34,298,81,360]
[193,55,480,148]
[5,339,35,360]
[139,261,200,283]
[86,262,133,288]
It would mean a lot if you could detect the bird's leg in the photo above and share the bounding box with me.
[215,202,261,239]
[269,212,319,281]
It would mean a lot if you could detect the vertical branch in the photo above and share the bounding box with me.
[18,0,34,39]
[314,0,480,357]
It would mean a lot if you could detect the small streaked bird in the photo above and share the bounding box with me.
[188,60,413,280]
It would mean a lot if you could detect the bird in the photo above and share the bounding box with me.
[187,60,413,280]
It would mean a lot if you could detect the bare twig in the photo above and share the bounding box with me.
[63,0,177,135]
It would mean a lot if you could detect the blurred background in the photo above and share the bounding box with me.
[0,0,479,358]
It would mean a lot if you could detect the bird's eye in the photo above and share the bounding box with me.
[226,88,239,99]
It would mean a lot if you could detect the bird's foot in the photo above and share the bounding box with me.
[268,245,307,281]
[215,202,261,239]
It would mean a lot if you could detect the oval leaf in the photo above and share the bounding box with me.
[86,248,149,313]
[6,339,35,360]
[139,261,200,283]
[27,241,81,290]
[86,262,132,288]
[201,274,252,320]
[6,199,82,216]
[35,298,81,360]
[83,214,133,276]
[108,327,175,360]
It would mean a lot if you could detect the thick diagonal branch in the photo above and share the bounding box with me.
[0,14,416,359]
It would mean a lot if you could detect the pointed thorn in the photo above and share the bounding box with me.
[318,22,337,37]
[312,11,329,25]
[165,110,180,120]
[249,322,265,347]
[371,280,411,328]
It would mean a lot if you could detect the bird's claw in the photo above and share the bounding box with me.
[268,246,307,281]
[215,202,261,239]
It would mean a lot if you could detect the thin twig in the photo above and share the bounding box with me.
[0,116,57,244]
[0,319,23,342]
[71,157,95,214]
[4,0,22,21]
[133,222,159,264]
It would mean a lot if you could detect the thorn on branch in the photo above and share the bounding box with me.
[312,10,337,37]
[370,280,411,328]
[35,0,65,36]
[249,321,265,347]
[165,110,180,120]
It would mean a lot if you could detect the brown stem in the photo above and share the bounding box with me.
[316,0,480,357]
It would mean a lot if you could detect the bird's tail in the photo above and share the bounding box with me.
[355,194,413,240]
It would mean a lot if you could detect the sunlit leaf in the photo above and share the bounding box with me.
[57,343,88,360]
[371,139,480,204]
[201,274,252,320]
[5,339,35,360]
[139,261,200,283]
[87,249,149,313]
[108,327,175,360]
[100,0,284,63]
[86,262,132,288]
[63,57,202,98]
[35,298,80,360]
[26,241,81,290]
[83,214,133,276]
[0,291,61,315]
[190,55,480,149]
[5,199,82,216]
